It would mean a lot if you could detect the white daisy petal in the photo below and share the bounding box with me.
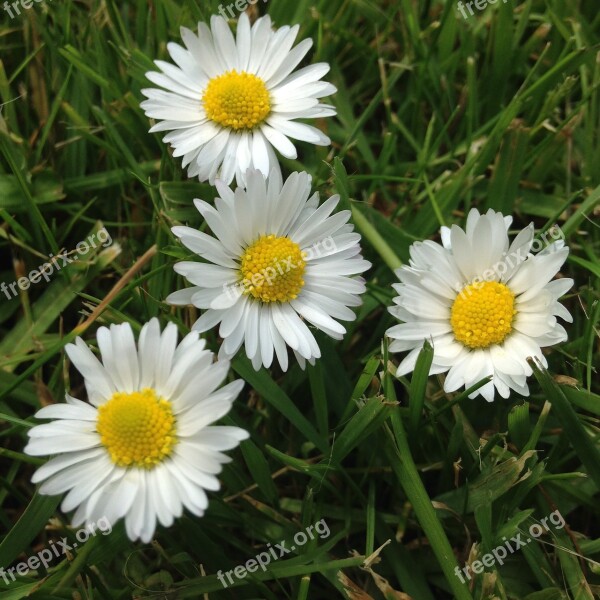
[251,130,271,176]
[58,457,119,512]
[260,124,298,159]
[258,305,275,368]
[141,16,335,185]
[192,308,225,333]
[235,13,252,72]
[25,433,100,455]
[265,116,331,145]
[166,286,200,306]
[25,320,247,543]
[65,338,116,405]
[508,247,569,298]
[31,448,105,484]
[111,323,140,392]
[39,452,114,497]
[182,24,223,77]
[247,15,272,74]
[34,401,98,422]
[145,69,200,101]
[265,37,312,86]
[154,465,183,521]
[168,169,367,371]
[291,298,346,338]
[387,209,571,401]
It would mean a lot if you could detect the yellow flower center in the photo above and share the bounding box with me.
[202,70,271,130]
[240,235,306,303]
[450,281,516,349]
[96,388,177,469]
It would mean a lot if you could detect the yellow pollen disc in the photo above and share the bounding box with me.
[450,281,516,349]
[240,235,306,303]
[202,70,271,130]
[96,388,177,469]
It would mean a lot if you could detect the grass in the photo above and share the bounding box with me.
[0,0,599,598]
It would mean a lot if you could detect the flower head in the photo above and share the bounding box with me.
[141,14,336,186]
[24,319,248,542]
[167,169,371,371]
[386,209,573,401]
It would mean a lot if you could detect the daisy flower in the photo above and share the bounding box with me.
[140,13,336,186]
[386,209,573,402]
[24,319,248,543]
[166,169,371,371]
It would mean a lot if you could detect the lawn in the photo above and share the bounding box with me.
[0,0,599,598]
